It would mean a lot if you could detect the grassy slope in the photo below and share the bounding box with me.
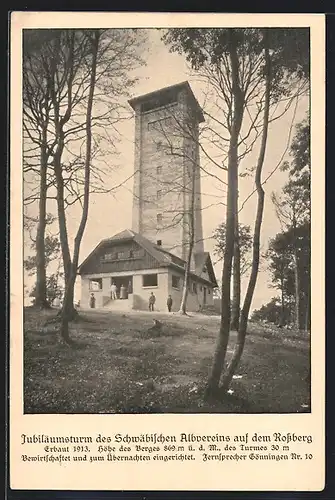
[23,308,311,414]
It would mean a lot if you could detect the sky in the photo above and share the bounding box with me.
[24,29,309,311]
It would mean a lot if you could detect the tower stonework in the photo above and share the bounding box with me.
[128,81,205,265]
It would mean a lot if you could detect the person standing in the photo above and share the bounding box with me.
[149,292,156,312]
[111,282,117,300]
[167,295,173,312]
[120,284,127,299]
[89,293,96,309]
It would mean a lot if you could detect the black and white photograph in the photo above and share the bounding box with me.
[22,24,312,416]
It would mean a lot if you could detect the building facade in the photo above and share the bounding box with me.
[79,82,218,312]
[78,230,217,312]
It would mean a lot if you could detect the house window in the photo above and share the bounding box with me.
[102,252,116,261]
[157,213,162,225]
[157,166,162,175]
[172,275,180,289]
[208,289,211,295]
[133,249,145,259]
[142,274,158,287]
[117,251,130,260]
[89,278,102,291]
[200,285,203,291]
[192,282,197,294]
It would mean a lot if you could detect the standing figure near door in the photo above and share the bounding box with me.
[111,282,118,300]
[90,293,96,309]
[120,284,127,299]
[167,295,173,312]
[149,292,156,312]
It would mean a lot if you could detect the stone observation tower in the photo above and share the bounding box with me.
[128,81,205,264]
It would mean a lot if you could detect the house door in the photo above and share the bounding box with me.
[203,286,207,305]
[110,276,133,299]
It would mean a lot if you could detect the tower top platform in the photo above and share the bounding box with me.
[128,80,205,123]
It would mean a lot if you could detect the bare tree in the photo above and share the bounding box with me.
[23,28,147,341]
[271,179,310,330]
[163,27,309,398]
[220,31,271,390]
[23,31,58,308]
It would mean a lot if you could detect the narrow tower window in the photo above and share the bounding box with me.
[157,213,162,224]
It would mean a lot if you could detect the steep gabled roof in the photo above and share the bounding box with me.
[194,252,218,287]
[78,229,171,273]
[77,229,133,273]
[78,229,217,287]
[132,232,171,266]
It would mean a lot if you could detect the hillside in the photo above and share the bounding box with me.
[23,308,310,414]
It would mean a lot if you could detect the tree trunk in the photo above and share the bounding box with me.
[280,284,285,327]
[54,162,72,282]
[60,263,77,344]
[34,136,50,308]
[231,215,241,330]
[179,240,194,314]
[179,130,197,315]
[53,140,76,320]
[204,30,243,399]
[220,32,271,391]
[279,271,285,327]
[60,30,100,343]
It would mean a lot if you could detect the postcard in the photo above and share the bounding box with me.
[10,12,325,491]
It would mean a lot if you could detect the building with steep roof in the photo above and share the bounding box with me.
[78,82,217,312]
[78,229,217,312]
